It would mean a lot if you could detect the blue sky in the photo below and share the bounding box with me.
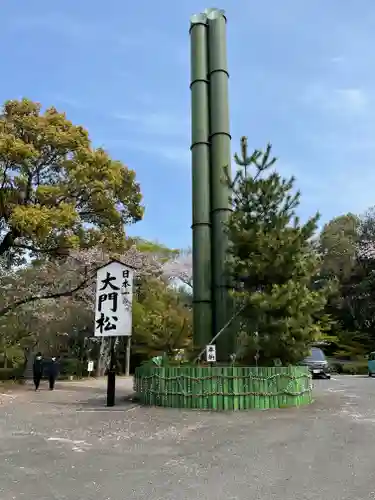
[2,1,375,249]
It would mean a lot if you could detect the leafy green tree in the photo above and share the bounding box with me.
[318,208,375,355]
[130,238,180,263]
[0,298,61,368]
[317,214,360,351]
[227,137,330,365]
[338,208,375,350]
[132,277,192,358]
[0,98,143,262]
[319,214,359,281]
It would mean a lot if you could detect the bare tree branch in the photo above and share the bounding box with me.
[0,245,165,318]
[0,274,94,318]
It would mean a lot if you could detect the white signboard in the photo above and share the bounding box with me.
[205,344,216,363]
[94,260,134,337]
[87,361,94,372]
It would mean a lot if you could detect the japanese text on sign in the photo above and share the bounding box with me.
[205,344,216,363]
[94,261,134,337]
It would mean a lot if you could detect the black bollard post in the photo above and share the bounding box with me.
[106,338,116,407]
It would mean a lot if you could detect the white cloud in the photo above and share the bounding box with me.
[12,14,97,40]
[52,96,85,110]
[102,138,190,168]
[330,55,345,64]
[302,84,368,115]
[113,111,189,138]
[159,146,190,165]
[335,88,367,112]
[10,13,138,48]
[108,110,190,166]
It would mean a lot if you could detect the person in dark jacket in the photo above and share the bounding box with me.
[47,356,59,390]
[32,352,44,391]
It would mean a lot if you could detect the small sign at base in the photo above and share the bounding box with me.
[152,356,163,366]
[87,361,94,372]
[205,344,216,363]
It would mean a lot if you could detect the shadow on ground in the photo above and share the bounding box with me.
[51,396,137,409]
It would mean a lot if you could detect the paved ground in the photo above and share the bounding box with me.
[1,375,375,499]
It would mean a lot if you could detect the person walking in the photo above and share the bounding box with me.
[32,352,44,391]
[47,356,59,391]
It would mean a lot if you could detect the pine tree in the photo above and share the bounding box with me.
[227,137,329,365]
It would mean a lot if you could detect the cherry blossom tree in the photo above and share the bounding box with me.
[0,244,164,317]
[0,242,193,373]
[163,248,192,288]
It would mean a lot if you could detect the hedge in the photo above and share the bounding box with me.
[330,360,368,375]
[59,358,86,378]
[0,367,24,381]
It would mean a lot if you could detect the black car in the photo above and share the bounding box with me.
[301,347,331,379]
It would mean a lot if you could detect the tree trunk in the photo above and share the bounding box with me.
[96,338,111,377]
[23,349,35,379]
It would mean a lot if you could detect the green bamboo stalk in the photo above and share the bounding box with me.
[244,368,249,409]
[198,366,203,409]
[257,367,261,409]
[274,368,278,408]
[238,368,243,409]
[233,366,239,410]
[190,13,213,351]
[266,368,271,409]
[266,368,271,410]
[259,368,265,410]
[206,8,233,361]
[224,367,229,410]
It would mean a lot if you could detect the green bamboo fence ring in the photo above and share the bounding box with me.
[134,366,313,410]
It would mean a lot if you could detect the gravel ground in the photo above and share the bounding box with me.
[1,375,375,500]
